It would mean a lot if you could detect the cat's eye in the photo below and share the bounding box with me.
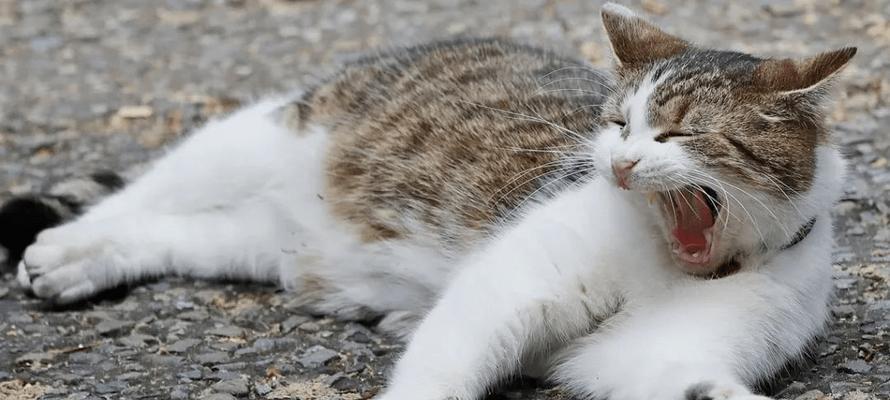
[610,119,627,127]
[654,131,693,143]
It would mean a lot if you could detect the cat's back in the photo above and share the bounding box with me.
[285,39,611,249]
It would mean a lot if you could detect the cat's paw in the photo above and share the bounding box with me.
[19,224,119,304]
[684,382,772,400]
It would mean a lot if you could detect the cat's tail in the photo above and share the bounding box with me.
[0,171,127,267]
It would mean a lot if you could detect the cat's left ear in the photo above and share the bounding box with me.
[600,2,689,67]
[753,47,857,94]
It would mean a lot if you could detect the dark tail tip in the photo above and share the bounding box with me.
[0,197,64,267]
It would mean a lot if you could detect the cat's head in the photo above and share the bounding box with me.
[590,3,853,275]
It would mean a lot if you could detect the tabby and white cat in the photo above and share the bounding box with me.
[2,3,854,399]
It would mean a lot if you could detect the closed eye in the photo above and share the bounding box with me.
[610,119,626,127]
[654,131,694,143]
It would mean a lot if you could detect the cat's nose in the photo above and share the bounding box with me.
[611,159,639,190]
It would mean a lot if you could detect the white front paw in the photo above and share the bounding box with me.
[20,223,118,304]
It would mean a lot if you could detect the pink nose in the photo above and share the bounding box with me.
[611,159,639,190]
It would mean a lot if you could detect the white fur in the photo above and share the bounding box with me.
[17,80,842,400]
[377,152,839,399]
[378,73,843,399]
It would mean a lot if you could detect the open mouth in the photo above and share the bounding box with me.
[656,186,722,268]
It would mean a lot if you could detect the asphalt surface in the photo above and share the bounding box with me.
[0,1,888,399]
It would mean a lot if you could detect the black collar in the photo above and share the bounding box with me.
[779,217,817,251]
[709,217,817,279]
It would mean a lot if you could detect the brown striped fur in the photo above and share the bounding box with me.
[289,39,610,247]
[277,13,852,249]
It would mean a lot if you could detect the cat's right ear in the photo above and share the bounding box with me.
[752,47,857,95]
[601,3,688,67]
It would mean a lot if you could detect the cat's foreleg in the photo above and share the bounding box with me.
[552,263,832,400]
[378,220,608,399]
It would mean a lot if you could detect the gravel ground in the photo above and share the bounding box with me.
[0,1,888,399]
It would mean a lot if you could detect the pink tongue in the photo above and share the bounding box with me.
[672,191,715,254]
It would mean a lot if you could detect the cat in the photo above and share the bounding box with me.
[0,3,854,400]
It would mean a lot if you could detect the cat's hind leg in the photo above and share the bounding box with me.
[22,202,291,303]
[19,96,327,304]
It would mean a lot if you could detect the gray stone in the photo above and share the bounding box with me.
[838,359,873,374]
[214,362,247,370]
[194,351,230,365]
[202,394,237,400]
[119,333,158,348]
[143,354,185,367]
[255,382,272,396]
[297,345,340,368]
[829,382,867,396]
[794,390,828,400]
[16,352,54,365]
[9,312,34,324]
[207,371,243,381]
[233,347,257,357]
[96,319,134,336]
[94,381,127,394]
[170,385,190,400]
[169,338,202,353]
[298,321,321,333]
[281,315,310,333]
[179,310,210,321]
[777,382,808,398]
[69,352,104,364]
[175,299,196,310]
[117,372,144,381]
[177,369,203,380]
[207,325,245,338]
[0,1,888,399]
[22,324,53,335]
[867,300,890,311]
[211,378,249,396]
[831,305,856,317]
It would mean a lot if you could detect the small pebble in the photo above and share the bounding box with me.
[169,338,202,353]
[211,378,249,396]
[194,351,230,365]
[297,345,340,368]
[96,319,134,337]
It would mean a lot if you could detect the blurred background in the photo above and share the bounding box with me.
[0,1,888,399]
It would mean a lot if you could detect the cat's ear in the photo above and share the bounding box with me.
[753,47,857,94]
[600,3,688,67]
